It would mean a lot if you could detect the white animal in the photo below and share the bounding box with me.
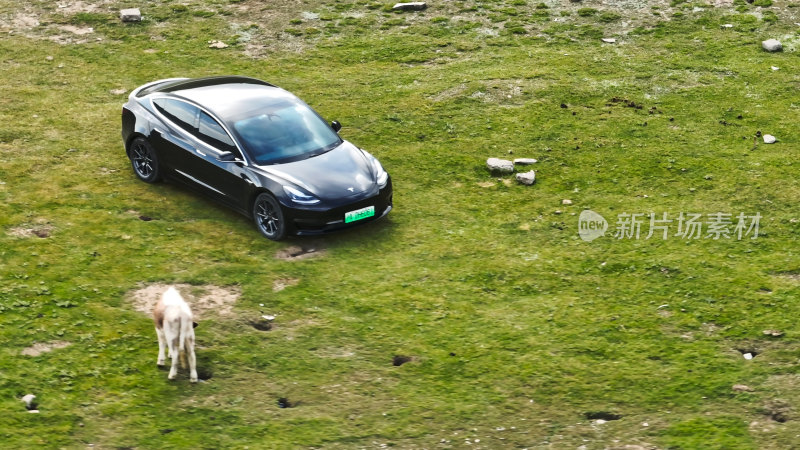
[153,286,198,382]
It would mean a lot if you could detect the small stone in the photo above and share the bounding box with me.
[392,2,427,11]
[763,134,776,144]
[704,175,713,180]
[45,56,54,61]
[762,39,782,52]
[513,158,538,165]
[486,158,514,174]
[515,170,536,185]
[771,66,779,71]
[109,88,127,95]
[562,199,573,205]
[120,8,142,22]
[763,329,784,337]
[553,210,562,215]
[721,24,733,28]
[733,384,754,392]
[208,40,228,49]
[743,353,753,360]
[601,38,616,44]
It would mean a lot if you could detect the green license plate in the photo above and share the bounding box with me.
[345,206,375,223]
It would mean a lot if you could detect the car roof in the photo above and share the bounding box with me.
[144,76,300,123]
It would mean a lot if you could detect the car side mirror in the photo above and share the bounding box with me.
[217,151,237,162]
[331,120,342,132]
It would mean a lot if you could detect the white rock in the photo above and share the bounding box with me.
[208,40,228,49]
[513,158,538,165]
[562,199,573,205]
[261,314,276,321]
[743,353,753,360]
[393,2,427,11]
[601,38,616,44]
[762,39,782,52]
[120,8,142,22]
[771,66,779,71]
[515,170,536,185]
[486,158,514,174]
[763,134,776,144]
[721,24,733,28]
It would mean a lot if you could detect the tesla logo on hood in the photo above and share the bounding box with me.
[347,187,354,192]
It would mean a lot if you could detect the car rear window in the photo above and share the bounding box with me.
[153,98,198,133]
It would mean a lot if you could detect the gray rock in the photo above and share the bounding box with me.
[515,170,536,185]
[486,158,514,174]
[763,134,776,144]
[762,39,782,52]
[393,2,427,11]
[601,38,616,44]
[120,8,142,22]
[513,158,538,165]
[732,384,754,392]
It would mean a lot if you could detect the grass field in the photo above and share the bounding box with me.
[1,0,800,448]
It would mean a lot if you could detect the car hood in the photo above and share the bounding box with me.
[255,141,375,199]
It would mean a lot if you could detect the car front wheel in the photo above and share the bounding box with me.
[129,137,161,183]
[253,193,286,241]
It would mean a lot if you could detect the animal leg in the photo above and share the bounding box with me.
[168,335,180,380]
[156,326,167,366]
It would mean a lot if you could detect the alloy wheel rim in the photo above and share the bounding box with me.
[256,200,279,236]
[132,143,153,177]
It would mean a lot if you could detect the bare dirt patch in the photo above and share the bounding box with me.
[21,340,71,356]
[275,244,326,261]
[8,221,55,238]
[127,283,241,319]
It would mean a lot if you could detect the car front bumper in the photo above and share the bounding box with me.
[284,180,393,235]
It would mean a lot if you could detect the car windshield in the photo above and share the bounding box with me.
[231,99,342,165]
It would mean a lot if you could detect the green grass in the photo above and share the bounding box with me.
[2,0,800,447]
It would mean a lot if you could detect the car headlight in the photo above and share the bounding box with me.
[368,155,389,188]
[283,185,320,205]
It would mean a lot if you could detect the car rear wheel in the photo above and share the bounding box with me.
[130,137,161,183]
[253,193,286,241]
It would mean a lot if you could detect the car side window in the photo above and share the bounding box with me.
[197,111,238,154]
[153,98,198,133]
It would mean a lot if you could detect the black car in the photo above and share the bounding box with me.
[121,76,392,240]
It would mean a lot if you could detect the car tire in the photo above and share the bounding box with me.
[253,193,287,241]
[129,136,161,183]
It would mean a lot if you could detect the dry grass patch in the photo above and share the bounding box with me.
[273,277,300,292]
[20,340,71,356]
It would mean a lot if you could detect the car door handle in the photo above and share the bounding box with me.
[241,175,255,185]
[196,149,207,157]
